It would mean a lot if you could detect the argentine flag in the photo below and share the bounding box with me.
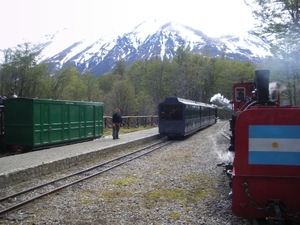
[249,125,300,166]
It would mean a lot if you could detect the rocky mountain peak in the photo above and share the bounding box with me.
[34,18,272,76]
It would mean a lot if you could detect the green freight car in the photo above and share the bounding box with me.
[4,98,103,151]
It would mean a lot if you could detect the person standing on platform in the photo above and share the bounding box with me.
[8,88,18,98]
[112,108,123,140]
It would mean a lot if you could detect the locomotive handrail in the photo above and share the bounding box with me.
[237,100,280,113]
[243,100,279,111]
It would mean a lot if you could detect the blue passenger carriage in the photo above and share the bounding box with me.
[158,97,217,139]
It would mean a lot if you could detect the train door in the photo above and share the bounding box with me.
[48,103,64,143]
[69,104,80,140]
[40,103,51,145]
[79,105,86,138]
[62,104,70,141]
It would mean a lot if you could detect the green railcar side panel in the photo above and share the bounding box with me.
[40,103,50,145]
[33,102,41,145]
[79,105,86,138]
[49,103,63,144]
[62,105,69,141]
[95,104,104,136]
[84,105,94,138]
[4,98,104,149]
[4,98,34,146]
[69,104,80,140]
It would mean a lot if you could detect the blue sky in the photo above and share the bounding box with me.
[0,0,255,49]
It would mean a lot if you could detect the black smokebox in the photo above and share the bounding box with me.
[255,70,270,102]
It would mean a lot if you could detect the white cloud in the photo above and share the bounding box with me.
[0,0,255,49]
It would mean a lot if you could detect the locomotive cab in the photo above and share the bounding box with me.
[232,70,280,115]
[228,70,280,152]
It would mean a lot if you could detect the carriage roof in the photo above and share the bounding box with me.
[160,97,217,109]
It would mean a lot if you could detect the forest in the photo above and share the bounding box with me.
[0,0,299,116]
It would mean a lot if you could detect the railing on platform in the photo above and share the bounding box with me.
[104,116,158,128]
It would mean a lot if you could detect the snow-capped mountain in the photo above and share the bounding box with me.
[34,19,273,76]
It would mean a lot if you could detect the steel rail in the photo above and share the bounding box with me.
[0,139,172,217]
[218,120,231,140]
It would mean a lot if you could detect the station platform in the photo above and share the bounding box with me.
[0,127,162,188]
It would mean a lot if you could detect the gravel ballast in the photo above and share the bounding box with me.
[0,121,254,225]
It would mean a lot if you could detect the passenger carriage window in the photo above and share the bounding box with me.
[160,105,183,120]
[184,106,188,119]
[187,106,191,119]
[205,108,208,117]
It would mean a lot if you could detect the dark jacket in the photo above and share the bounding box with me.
[8,93,18,99]
[112,113,122,123]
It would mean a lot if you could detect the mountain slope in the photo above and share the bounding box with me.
[39,19,271,76]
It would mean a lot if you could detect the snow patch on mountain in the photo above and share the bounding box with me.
[1,18,272,75]
[219,33,271,58]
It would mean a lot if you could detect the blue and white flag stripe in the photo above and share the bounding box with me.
[249,125,300,139]
[248,125,300,166]
[249,138,300,152]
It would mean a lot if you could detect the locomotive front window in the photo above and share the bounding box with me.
[235,88,245,101]
[160,105,183,120]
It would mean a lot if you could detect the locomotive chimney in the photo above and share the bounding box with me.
[255,70,270,102]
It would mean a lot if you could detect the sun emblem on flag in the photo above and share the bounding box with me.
[272,142,278,148]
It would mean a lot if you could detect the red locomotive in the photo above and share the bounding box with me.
[227,70,300,222]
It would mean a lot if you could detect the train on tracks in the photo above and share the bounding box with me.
[225,69,300,223]
[158,97,218,139]
[0,98,104,152]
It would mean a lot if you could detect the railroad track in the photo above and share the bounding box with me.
[0,139,172,217]
[218,120,231,140]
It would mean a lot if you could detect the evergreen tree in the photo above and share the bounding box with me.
[45,67,78,100]
[81,72,101,102]
[245,0,300,105]
[142,57,174,108]
[106,80,137,116]
[0,43,46,97]
[112,59,127,78]
[245,0,300,40]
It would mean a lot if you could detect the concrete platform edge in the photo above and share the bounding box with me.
[0,134,163,189]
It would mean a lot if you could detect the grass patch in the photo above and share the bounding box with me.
[78,189,98,204]
[97,175,139,202]
[143,173,217,208]
[144,188,188,202]
[143,186,209,205]
[169,212,181,219]
[183,173,218,189]
[109,176,140,186]
[99,189,133,202]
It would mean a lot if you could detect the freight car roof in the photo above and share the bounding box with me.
[3,97,104,106]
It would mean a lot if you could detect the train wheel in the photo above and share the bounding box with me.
[11,145,24,153]
[167,135,174,140]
